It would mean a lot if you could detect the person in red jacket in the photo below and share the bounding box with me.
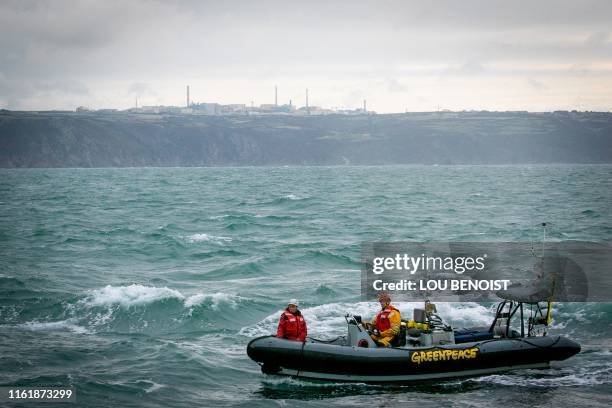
[276,299,307,342]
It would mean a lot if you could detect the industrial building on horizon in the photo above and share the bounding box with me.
[76,85,374,116]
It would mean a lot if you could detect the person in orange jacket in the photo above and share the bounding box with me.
[276,299,307,342]
[365,292,401,347]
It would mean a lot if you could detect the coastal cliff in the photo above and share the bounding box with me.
[1,110,611,167]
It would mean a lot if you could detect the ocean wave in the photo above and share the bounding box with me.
[16,319,89,334]
[184,292,246,310]
[164,334,248,367]
[314,284,337,296]
[81,285,253,313]
[141,380,166,393]
[224,222,252,231]
[0,275,25,288]
[284,194,300,200]
[253,214,294,221]
[185,233,233,244]
[189,249,244,260]
[472,367,611,387]
[258,194,311,205]
[14,286,260,335]
[82,284,185,307]
[302,250,357,265]
[260,376,368,389]
[208,214,233,220]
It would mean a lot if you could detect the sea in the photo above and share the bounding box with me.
[1,165,611,407]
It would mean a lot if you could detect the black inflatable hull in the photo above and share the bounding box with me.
[247,335,580,383]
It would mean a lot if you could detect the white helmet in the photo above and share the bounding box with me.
[288,299,299,307]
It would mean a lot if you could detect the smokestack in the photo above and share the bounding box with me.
[275,85,278,106]
[306,88,309,114]
[186,85,190,108]
[363,99,366,113]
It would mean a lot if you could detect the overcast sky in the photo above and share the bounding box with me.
[1,0,611,113]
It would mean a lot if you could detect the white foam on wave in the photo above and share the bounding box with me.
[9,287,256,335]
[473,369,610,387]
[88,308,115,328]
[165,334,247,366]
[83,284,185,307]
[208,215,230,220]
[432,302,493,328]
[239,301,495,338]
[282,194,305,200]
[553,305,601,332]
[81,285,251,314]
[17,319,89,334]
[142,380,166,393]
[261,375,366,388]
[154,337,258,381]
[184,292,245,310]
[185,233,232,244]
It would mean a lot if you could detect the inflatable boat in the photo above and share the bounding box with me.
[247,298,580,383]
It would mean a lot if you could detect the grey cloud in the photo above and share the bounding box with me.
[2,1,611,78]
[2,1,612,110]
[386,78,409,93]
[459,61,486,75]
[36,79,90,95]
[440,61,487,77]
[127,82,155,97]
[1,2,118,51]
[172,0,612,31]
[0,76,90,109]
[527,78,547,90]
[585,31,610,46]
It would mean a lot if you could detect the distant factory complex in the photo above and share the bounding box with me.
[77,86,374,116]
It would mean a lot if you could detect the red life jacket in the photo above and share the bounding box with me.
[374,305,399,332]
[277,310,307,341]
